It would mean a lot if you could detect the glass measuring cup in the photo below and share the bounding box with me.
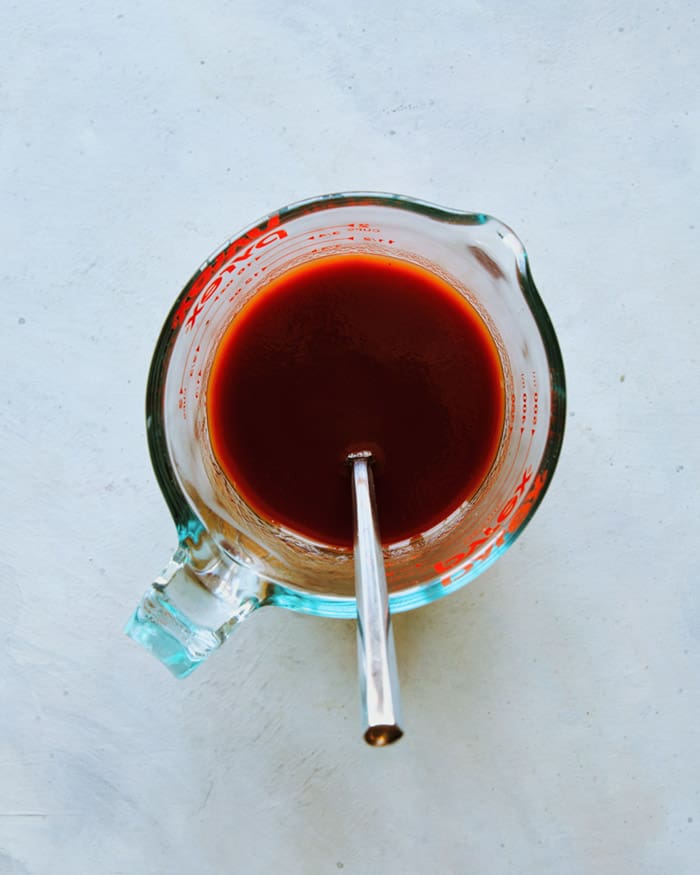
[126,192,566,678]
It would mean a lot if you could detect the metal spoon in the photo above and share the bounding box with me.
[348,450,403,746]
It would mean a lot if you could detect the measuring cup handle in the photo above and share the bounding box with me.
[125,532,261,678]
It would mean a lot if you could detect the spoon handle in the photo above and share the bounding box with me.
[349,452,403,746]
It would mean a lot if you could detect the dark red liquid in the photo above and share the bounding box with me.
[207,253,504,548]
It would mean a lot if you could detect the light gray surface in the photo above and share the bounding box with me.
[2,1,699,873]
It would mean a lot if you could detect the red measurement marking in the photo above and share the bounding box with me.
[436,466,548,586]
[171,214,287,332]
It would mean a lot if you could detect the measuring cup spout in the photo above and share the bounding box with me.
[125,528,260,677]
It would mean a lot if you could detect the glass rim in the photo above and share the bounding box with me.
[145,191,566,618]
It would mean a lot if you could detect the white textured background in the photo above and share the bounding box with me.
[2,1,699,873]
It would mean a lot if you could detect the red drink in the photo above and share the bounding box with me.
[207,253,504,548]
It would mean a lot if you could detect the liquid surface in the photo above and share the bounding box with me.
[207,253,504,547]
